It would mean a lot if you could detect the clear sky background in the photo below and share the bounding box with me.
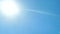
[0,0,60,34]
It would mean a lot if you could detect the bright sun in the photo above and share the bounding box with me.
[1,0,19,20]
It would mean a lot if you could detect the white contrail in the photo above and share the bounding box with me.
[24,9,58,16]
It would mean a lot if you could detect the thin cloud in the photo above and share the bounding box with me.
[24,9,58,16]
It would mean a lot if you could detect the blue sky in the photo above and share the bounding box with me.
[0,0,60,34]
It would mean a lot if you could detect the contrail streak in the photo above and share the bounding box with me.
[24,9,58,16]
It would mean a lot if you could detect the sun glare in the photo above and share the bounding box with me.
[1,0,19,20]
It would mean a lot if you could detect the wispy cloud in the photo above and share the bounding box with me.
[24,9,58,16]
